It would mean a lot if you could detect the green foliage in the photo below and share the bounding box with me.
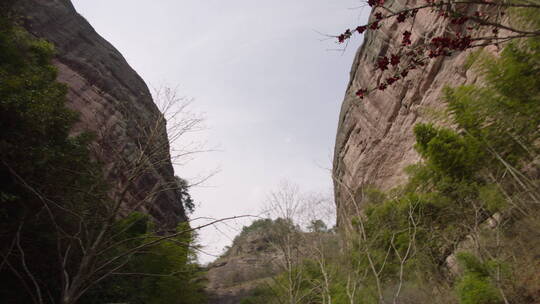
[231,218,299,249]
[456,252,491,277]
[348,29,540,303]
[463,49,485,70]
[413,123,439,154]
[478,185,507,213]
[445,34,540,167]
[456,274,502,304]
[307,219,328,232]
[356,185,387,205]
[81,223,207,304]
[238,14,540,303]
[0,17,110,303]
[455,253,502,304]
[414,124,484,179]
[175,176,195,214]
[112,212,150,239]
[239,285,276,304]
[0,17,207,304]
[240,218,275,235]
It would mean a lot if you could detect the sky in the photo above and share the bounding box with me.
[71,0,369,264]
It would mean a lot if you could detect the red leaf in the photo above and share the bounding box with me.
[356,88,368,99]
[402,31,412,46]
[370,21,380,30]
[390,54,400,66]
[397,12,407,23]
[377,56,390,71]
[356,26,367,34]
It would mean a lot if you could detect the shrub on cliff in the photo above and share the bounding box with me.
[455,253,503,304]
[0,17,206,304]
[0,17,105,303]
[244,21,540,302]
[348,27,540,302]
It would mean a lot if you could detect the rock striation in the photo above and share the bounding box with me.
[332,0,490,228]
[12,0,186,229]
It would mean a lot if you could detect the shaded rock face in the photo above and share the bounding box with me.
[332,0,488,228]
[13,0,187,229]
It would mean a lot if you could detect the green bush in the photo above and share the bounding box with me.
[455,253,502,304]
[0,17,207,304]
[413,124,484,179]
[0,17,109,303]
[456,273,502,304]
[81,222,207,304]
[340,23,540,302]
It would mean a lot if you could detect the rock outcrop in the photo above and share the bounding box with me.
[206,220,337,304]
[206,229,280,304]
[332,0,489,227]
[12,0,186,229]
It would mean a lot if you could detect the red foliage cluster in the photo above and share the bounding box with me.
[390,54,400,66]
[370,21,381,30]
[386,76,399,85]
[368,0,385,7]
[356,88,368,99]
[397,12,408,23]
[334,0,525,101]
[430,35,472,55]
[377,56,390,71]
[356,26,367,34]
[402,31,412,46]
[401,69,409,77]
[338,29,352,43]
[451,16,469,25]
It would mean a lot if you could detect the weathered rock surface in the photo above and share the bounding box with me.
[333,0,489,228]
[206,230,280,304]
[206,222,337,304]
[13,0,186,229]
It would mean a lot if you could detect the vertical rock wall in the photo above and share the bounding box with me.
[332,0,487,229]
[13,0,187,229]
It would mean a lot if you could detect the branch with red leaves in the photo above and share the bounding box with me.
[335,0,540,100]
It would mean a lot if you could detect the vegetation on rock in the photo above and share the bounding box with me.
[239,15,540,303]
[3,1,540,303]
[0,15,206,304]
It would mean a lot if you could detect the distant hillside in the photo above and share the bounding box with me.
[206,218,337,304]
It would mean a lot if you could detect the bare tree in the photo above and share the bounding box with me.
[332,175,420,304]
[0,87,232,304]
[261,181,312,304]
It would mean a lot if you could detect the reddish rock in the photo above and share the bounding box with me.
[13,0,187,229]
[332,0,493,229]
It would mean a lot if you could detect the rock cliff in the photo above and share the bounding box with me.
[205,219,337,304]
[332,0,489,227]
[12,0,186,229]
[206,228,280,304]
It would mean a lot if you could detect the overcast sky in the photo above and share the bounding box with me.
[71,0,369,263]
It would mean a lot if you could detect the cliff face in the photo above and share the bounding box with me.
[206,229,280,304]
[333,0,488,227]
[13,0,186,229]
